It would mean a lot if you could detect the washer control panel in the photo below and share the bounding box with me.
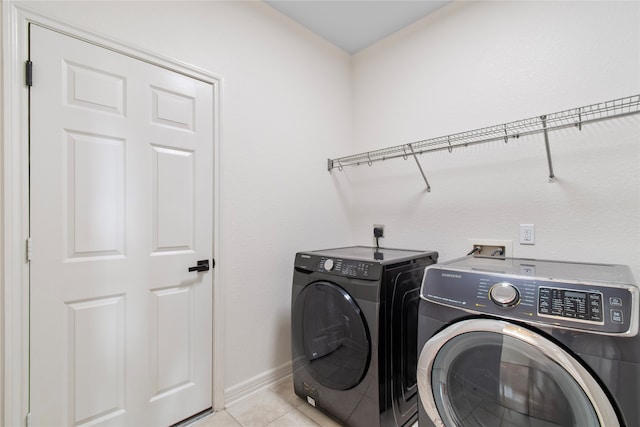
[538,287,604,323]
[422,267,638,335]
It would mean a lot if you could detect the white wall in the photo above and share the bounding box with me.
[349,1,640,278]
[9,0,353,396]
[4,0,640,416]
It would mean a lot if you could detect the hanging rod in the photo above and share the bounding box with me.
[327,94,640,183]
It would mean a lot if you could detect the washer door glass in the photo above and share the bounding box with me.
[300,281,370,390]
[418,319,619,427]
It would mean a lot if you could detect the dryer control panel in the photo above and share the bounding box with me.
[317,257,377,279]
[421,261,639,336]
[295,254,383,280]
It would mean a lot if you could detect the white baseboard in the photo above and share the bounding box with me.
[224,361,292,407]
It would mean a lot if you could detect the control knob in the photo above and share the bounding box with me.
[323,259,334,271]
[489,282,520,307]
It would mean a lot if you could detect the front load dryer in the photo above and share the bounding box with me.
[292,246,438,427]
[417,256,640,427]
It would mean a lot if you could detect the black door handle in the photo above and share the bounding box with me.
[188,259,210,272]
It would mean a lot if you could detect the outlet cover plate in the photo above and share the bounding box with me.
[520,224,535,245]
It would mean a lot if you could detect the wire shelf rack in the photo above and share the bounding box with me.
[327,94,640,190]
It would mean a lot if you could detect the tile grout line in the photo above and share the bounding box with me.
[226,409,244,427]
[265,406,321,427]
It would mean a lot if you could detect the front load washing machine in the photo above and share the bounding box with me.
[416,256,640,427]
[291,246,438,427]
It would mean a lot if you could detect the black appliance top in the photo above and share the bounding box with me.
[304,246,435,264]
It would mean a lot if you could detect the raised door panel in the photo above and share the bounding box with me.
[66,131,126,259]
[65,61,126,116]
[151,86,195,131]
[152,146,195,253]
[67,296,126,426]
[150,286,195,401]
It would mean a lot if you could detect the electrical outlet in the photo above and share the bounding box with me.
[520,224,535,245]
[373,224,385,238]
[467,239,513,257]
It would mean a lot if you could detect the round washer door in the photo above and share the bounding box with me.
[295,281,371,390]
[417,319,619,427]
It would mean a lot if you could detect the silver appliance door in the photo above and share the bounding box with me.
[417,319,619,427]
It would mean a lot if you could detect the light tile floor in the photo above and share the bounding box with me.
[192,378,342,427]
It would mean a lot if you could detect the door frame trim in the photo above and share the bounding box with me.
[1,3,225,424]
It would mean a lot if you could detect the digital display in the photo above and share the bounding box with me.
[565,291,586,299]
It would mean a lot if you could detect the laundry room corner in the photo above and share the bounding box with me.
[349,0,640,278]
[2,0,639,425]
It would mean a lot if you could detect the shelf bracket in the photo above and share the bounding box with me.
[327,158,343,171]
[408,144,431,192]
[540,115,556,183]
[577,107,583,131]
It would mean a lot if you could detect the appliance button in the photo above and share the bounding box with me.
[611,309,623,324]
[489,282,520,307]
[323,259,334,271]
[610,297,623,307]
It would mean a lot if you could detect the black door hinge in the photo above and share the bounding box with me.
[26,60,33,87]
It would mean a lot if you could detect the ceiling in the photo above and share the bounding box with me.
[264,0,450,54]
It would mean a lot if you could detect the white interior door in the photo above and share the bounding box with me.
[29,24,214,426]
